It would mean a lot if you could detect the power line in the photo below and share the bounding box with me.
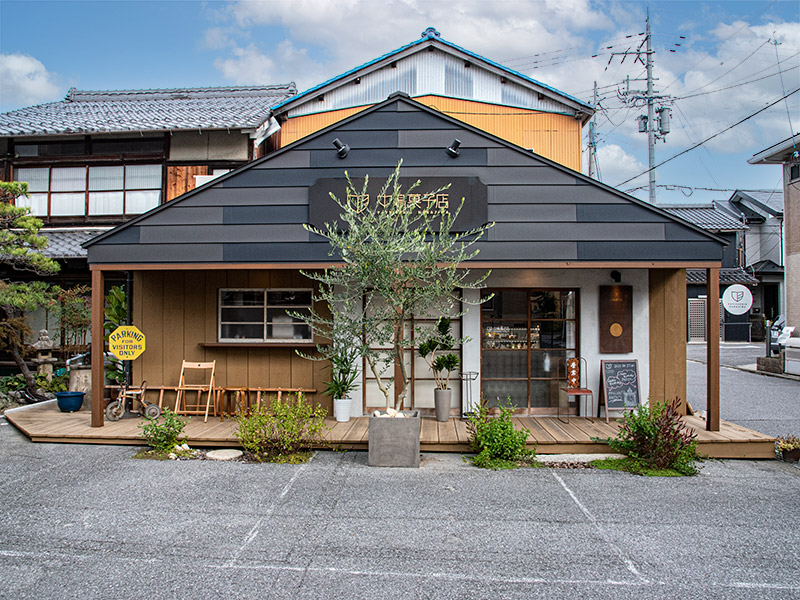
[672,104,721,188]
[678,39,770,97]
[616,87,800,187]
[500,33,644,66]
[675,63,799,100]
[660,0,780,93]
[771,34,798,148]
[624,184,781,194]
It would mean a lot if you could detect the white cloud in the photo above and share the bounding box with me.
[204,3,799,181]
[211,0,613,90]
[203,27,234,50]
[595,144,647,187]
[213,40,321,86]
[0,53,62,111]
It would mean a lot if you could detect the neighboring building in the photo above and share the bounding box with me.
[662,204,758,341]
[720,190,785,322]
[0,84,297,221]
[0,84,296,344]
[748,135,799,332]
[84,94,726,427]
[268,28,594,172]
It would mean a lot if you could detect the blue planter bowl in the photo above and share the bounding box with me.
[55,391,84,413]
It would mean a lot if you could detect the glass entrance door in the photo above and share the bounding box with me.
[481,289,578,414]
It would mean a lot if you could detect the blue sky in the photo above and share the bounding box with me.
[1,0,798,205]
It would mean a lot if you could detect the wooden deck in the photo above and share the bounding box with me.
[4,401,776,459]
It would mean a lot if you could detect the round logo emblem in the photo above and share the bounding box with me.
[721,284,753,315]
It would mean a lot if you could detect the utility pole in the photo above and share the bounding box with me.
[645,11,656,204]
[588,81,600,180]
[613,8,673,203]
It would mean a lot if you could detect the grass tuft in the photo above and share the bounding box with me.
[590,456,688,477]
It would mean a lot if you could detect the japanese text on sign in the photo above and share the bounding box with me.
[345,191,450,214]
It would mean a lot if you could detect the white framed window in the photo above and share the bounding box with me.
[218,289,313,342]
[13,164,162,217]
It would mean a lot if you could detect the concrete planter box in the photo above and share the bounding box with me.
[368,410,421,467]
[757,356,784,374]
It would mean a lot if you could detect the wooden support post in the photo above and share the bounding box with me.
[706,267,720,431]
[91,269,105,427]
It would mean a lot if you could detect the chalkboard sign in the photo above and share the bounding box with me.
[600,360,640,421]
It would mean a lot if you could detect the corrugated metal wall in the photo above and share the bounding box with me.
[416,96,581,172]
[280,96,582,171]
[286,49,574,117]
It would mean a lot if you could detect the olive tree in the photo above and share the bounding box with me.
[296,163,492,412]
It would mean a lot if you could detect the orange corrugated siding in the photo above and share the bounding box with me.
[279,105,371,147]
[277,95,583,171]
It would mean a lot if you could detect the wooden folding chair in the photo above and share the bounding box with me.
[174,361,217,423]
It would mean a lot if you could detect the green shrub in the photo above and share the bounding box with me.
[0,372,68,394]
[466,400,534,469]
[607,397,699,475]
[776,435,800,452]
[0,374,27,393]
[138,408,188,454]
[235,392,328,462]
[39,373,68,393]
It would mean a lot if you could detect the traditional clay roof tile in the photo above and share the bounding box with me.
[39,228,111,259]
[686,267,759,285]
[0,85,297,136]
[662,205,748,231]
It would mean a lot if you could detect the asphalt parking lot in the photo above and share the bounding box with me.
[0,418,798,600]
[686,343,800,437]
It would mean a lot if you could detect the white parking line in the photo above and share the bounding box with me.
[222,452,316,568]
[552,471,646,583]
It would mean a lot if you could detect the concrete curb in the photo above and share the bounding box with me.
[688,359,800,382]
[3,398,58,415]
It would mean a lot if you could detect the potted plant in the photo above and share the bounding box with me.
[777,435,800,462]
[103,285,128,393]
[418,317,460,422]
[50,375,84,412]
[325,342,360,422]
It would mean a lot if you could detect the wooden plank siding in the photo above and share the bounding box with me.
[131,269,331,415]
[166,165,210,202]
[7,403,776,459]
[648,269,688,411]
[278,95,583,171]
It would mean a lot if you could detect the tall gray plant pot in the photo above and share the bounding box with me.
[434,389,451,422]
[368,410,421,467]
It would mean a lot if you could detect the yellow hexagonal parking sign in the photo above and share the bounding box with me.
[108,325,146,360]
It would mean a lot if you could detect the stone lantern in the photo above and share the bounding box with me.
[30,330,58,381]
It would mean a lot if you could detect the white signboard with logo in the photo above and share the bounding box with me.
[722,284,753,315]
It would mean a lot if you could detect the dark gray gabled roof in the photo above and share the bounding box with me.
[85,93,726,266]
[729,190,784,216]
[750,259,784,275]
[662,205,748,232]
[0,85,297,137]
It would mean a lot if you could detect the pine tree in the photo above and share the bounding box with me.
[0,182,60,398]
